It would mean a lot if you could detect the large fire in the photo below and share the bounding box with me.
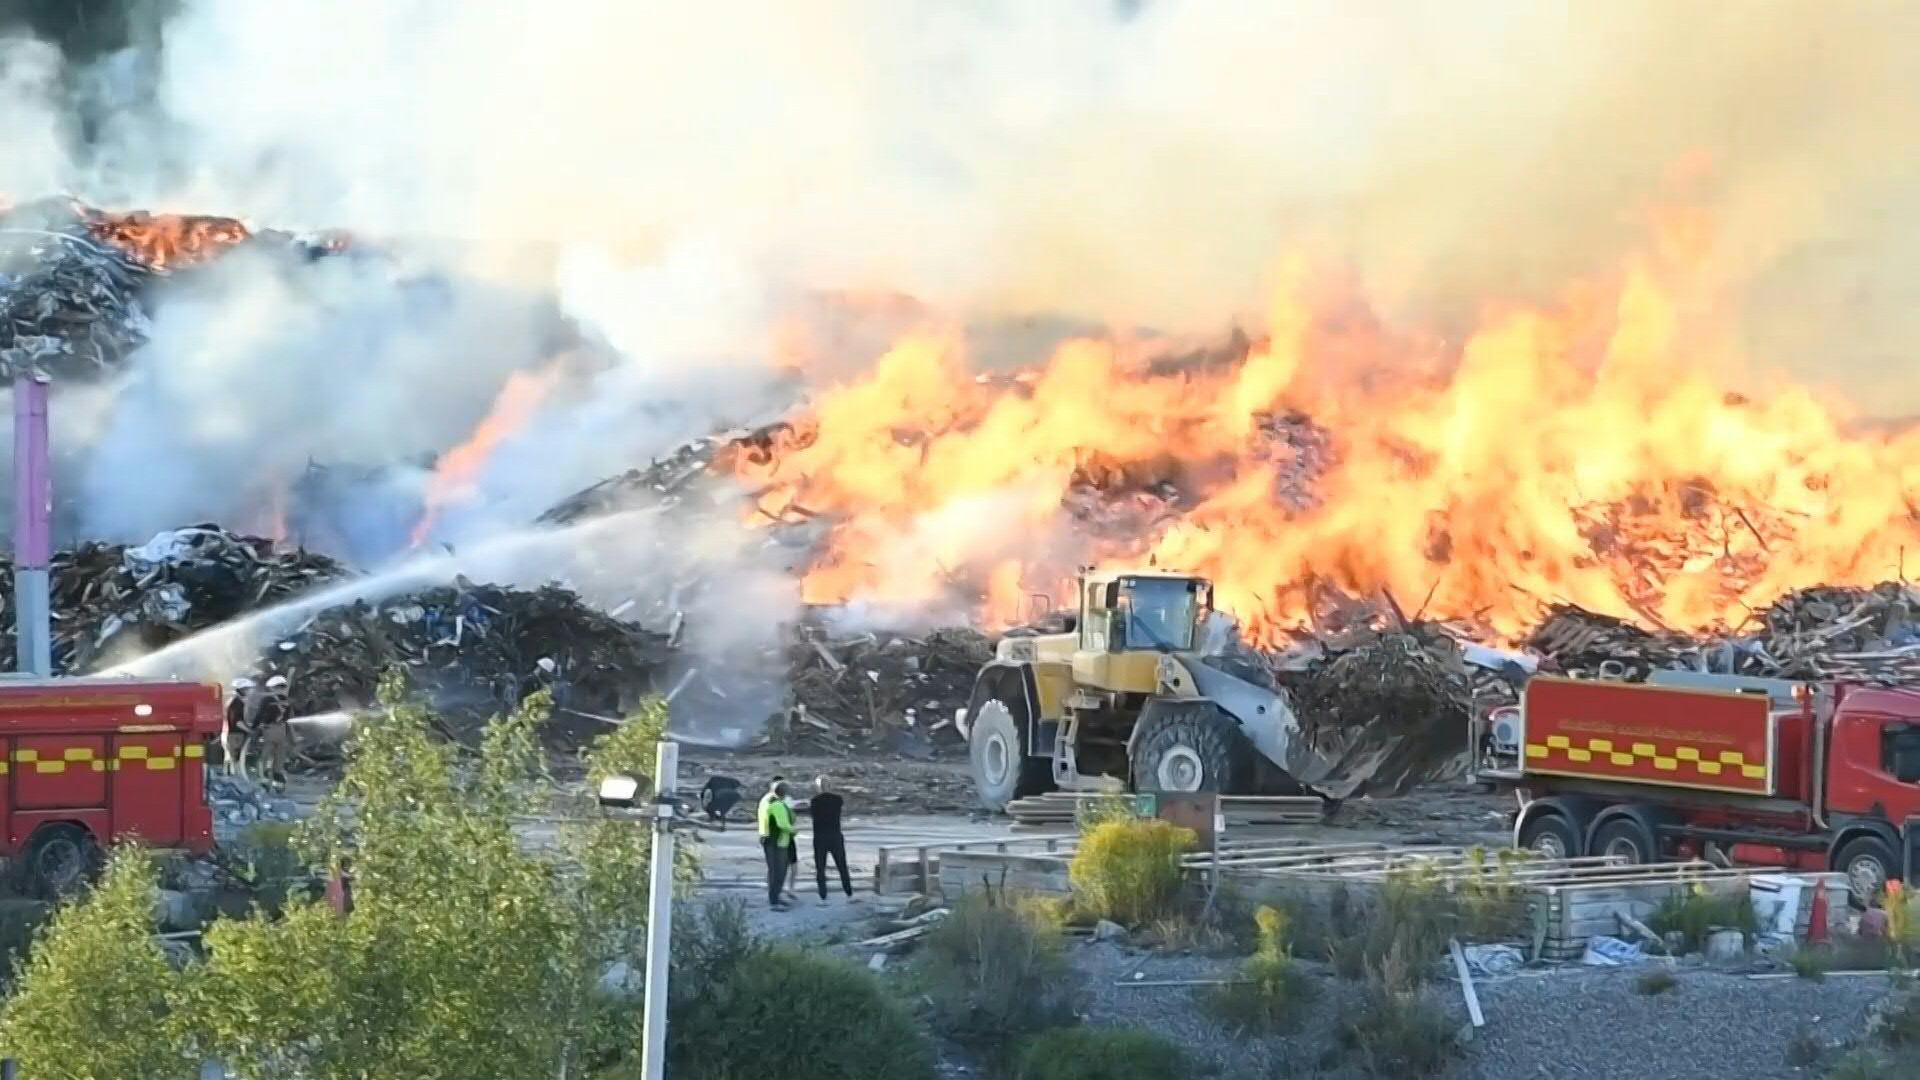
[722,213,1920,646]
[412,366,564,546]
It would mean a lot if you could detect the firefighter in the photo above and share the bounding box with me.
[757,780,797,910]
[256,675,293,789]
[223,677,260,777]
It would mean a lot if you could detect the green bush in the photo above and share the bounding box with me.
[1327,869,1456,982]
[1069,819,1195,926]
[1633,968,1677,995]
[1012,1026,1186,1080]
[1209,905,1314,1033]
[921,890,1071,1046]
[665,947,934,1080]
[1338,938,1459,1079]
[0,849,194,1080]
[0,899,50,989]
[1648,884,1758,954]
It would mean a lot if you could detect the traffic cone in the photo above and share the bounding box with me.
[1806,882,1830,944]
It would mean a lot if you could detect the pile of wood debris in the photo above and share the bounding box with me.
[0,525,345,673]
[780,624,993,754]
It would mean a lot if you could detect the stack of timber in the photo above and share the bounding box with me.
[1003,792,1325,829]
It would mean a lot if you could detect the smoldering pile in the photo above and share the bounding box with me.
[0,525,345,673]
[0,198,339,382]
[239,576,677,751]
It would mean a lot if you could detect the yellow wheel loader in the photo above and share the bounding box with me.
[961,570,1341,810]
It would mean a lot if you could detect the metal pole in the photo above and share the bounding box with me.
[638,740,679,1080]
[12,373,52,677]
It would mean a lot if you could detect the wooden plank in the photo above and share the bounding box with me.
[1449,939,1485,1028]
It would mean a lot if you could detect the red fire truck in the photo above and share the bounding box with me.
[1471,672,1920,900]
[0,676,224,895]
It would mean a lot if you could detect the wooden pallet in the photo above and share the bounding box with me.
[1004,792,1325,827]
[872,835,1077,896]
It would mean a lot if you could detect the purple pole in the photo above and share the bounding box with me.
[13,373,51,676]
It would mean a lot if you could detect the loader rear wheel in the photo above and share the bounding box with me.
[970,698,1051,812]
[24,824,101,899]
[1131,705,1249,794]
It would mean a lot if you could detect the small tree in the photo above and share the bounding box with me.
[0,848,195,1080]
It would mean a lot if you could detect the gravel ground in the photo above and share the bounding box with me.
[927,938,1897,1080]
[1044,939,1365,1078]
[1462,964,1893,1080]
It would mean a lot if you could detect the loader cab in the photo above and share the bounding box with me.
[1079,572,1212,655]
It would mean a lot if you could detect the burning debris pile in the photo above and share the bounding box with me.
[0,197,343,381]
[0,203,155,380]
[783,624,992,753]
[240,578,675,749]
[0,525,344,673]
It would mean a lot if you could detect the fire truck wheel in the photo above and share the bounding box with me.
[1590,818,1656,864]
[1833,835,1897,904]
[969,698,1051,811]
[1517,812,1580,860]
[1131,705,1248,794]
[24,824,101,899]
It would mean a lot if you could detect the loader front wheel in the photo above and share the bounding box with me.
[970,698,1052,812]
[1131,705,1249,795]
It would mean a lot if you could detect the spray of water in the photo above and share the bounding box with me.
[108,504,801,731]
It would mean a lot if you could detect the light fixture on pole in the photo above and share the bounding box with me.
[597,740,679,1080]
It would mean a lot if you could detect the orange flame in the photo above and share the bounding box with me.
[84,209,251,270]
[726,214,1920,645]
[412,367,563,547]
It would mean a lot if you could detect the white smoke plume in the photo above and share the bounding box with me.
[2,2,1920,557]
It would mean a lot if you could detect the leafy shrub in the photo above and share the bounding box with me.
[0,849,193,1080]
[1783,1027,1824,1070]
[1074,795,1138,833]
[1648,884,1758,954]
[1338,939,1459,1079]
[921,889,1071,1046]
[1633,968,1677,995]
[1012,1026,1186,1080]
[1328,869,1456,982]
[1069,819,1195,926]
[1885,881,1920,966]
[0,899,49,989]
[665,947,935,1080]
[1788,945,1830,981]
[1209,905,1315,1033]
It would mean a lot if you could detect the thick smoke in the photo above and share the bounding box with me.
[17,2,1907,404]
[2,3,1920,621]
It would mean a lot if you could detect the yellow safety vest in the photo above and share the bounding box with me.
[758,792,794,841]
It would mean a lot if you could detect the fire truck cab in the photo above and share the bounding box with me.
[0,676,224,895]
[1472,672,1920,901]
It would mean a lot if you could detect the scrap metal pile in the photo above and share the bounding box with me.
[0,525,345,673]
[239,577,676,749]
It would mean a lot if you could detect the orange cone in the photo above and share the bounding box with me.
[1806,883,1830,944]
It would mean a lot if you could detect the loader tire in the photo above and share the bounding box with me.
[970,697,1052,812]
[1131,704,1250,795]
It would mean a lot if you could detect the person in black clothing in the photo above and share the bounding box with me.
[698,776,744,825]
[809,775,854,901]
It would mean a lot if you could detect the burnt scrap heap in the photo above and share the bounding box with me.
[0,525,344,673]
[241,577,676,750]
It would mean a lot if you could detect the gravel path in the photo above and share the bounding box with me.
[984,941,1896,1079]
[1461,964,1893,1080]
